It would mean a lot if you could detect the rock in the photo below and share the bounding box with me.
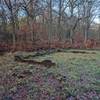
[56,49,63,52]
[41,60,56,67]
[17,74,25,79]
[14,55,23,61]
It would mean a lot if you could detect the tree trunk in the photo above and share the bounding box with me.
[58,0,62,40]
[11,13,16,50]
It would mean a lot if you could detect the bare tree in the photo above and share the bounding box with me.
[4,0,16,48]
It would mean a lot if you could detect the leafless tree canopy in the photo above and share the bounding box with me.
[0,0,100,50]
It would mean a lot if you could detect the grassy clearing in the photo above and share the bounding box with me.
[0,50,100,99]
[34,50,100,93]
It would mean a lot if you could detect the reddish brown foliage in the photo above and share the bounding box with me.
[0,39,99,52]
[84,39,95,49]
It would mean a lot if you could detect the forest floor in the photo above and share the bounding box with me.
[0,50,100,100]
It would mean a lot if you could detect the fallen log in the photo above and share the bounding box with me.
[18,59,55,68]
[14,55,56,68]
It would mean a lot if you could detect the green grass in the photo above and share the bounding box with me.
[0,50,100,99]
[33,50,100,93]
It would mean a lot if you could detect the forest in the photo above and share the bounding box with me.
[0,0,100,51]
[0,0,100,100]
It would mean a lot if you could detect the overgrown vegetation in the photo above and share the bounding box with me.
[0,0,100,51]
[0,50,100,100]
[0,0,100,99]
